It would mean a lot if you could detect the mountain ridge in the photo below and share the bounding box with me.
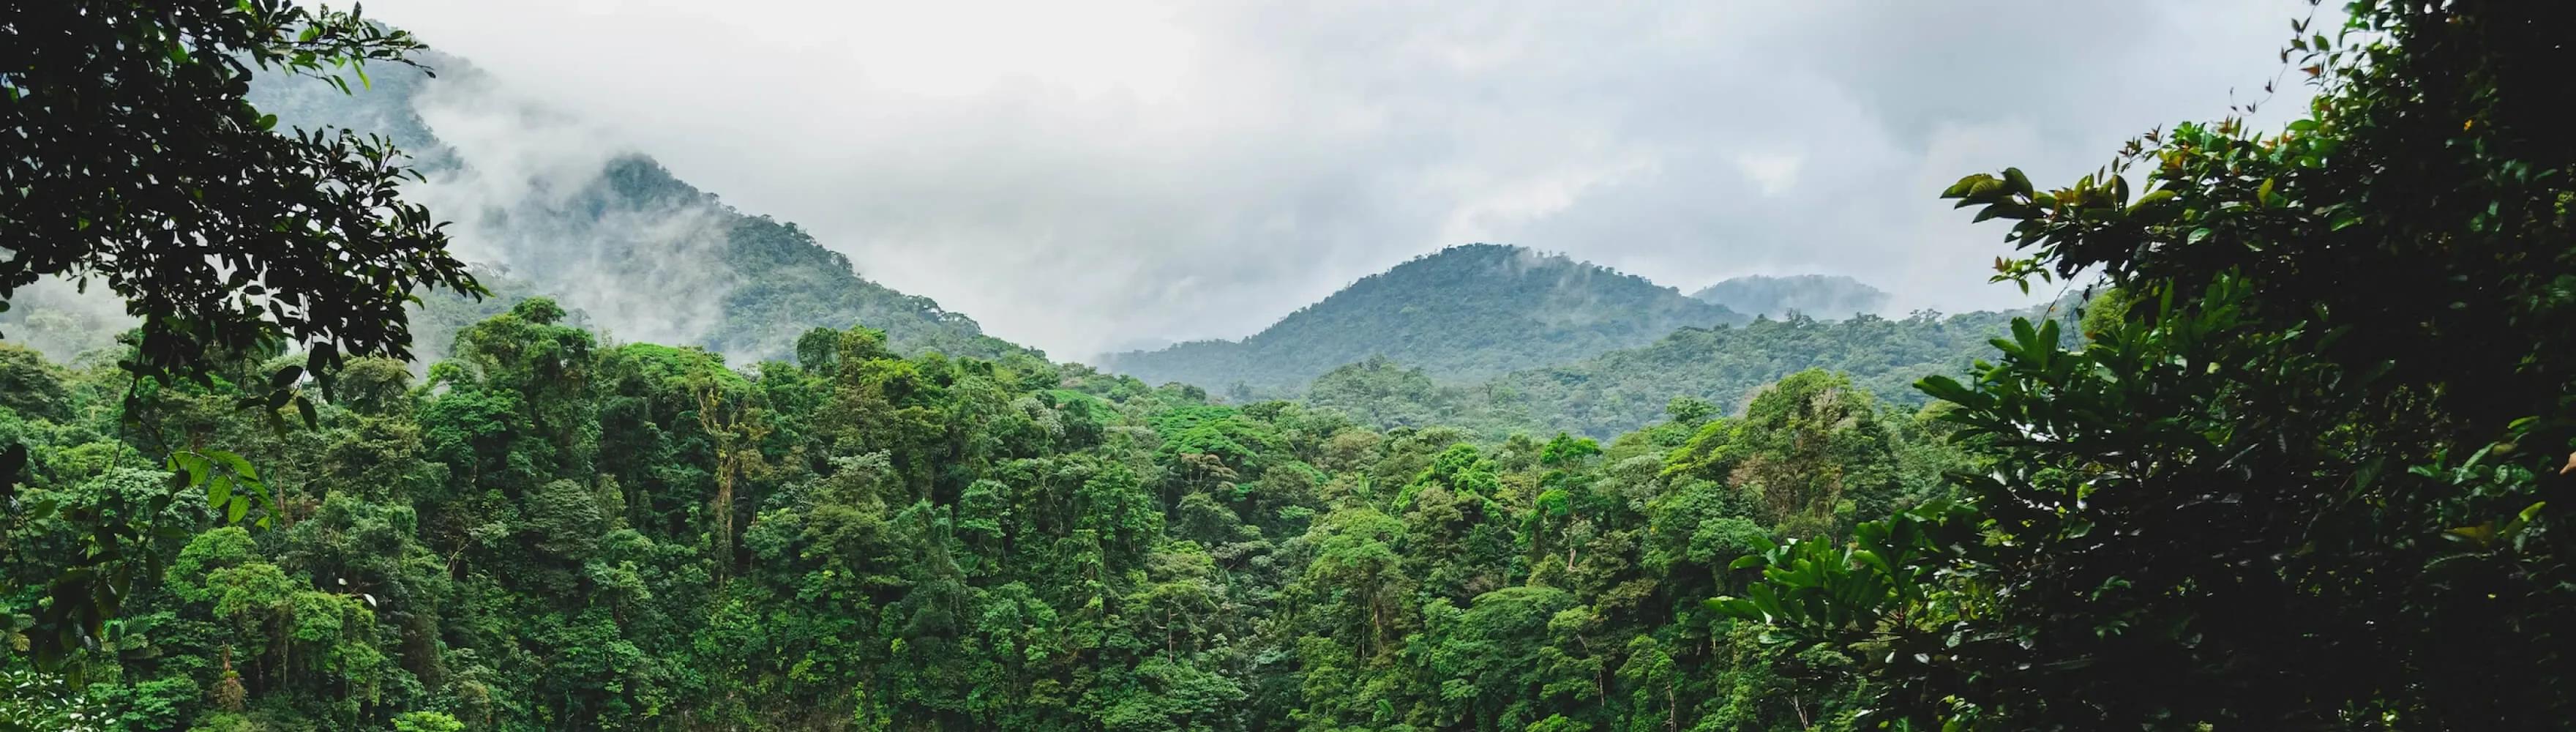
[1305,302,2072,438]
[1690,274,1891,319]
[1101,243,1746,394]
[248,51,1035,365]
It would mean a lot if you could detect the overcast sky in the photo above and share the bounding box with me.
[358,0,2319,359]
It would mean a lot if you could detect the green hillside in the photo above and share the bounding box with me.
[252,53,1032,363]
[1103,244,1744,395]
[1688,274,1891,319]
[1308,307,2046,438]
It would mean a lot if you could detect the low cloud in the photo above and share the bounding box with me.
[346,0,2319,359]
[0,276,135,362]
[403,68,743,351]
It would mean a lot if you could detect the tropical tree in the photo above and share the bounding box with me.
[1,0,480,390]
[3,0,482,670]
[1726,1,2576,727]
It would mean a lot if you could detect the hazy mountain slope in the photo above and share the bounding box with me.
[1690,274,1891,319]
[248,52,1032,363]
[1102,244,1746,394]
[1479,310,2018,436]
[1307,306,2073,438]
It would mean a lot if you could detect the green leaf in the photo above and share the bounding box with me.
[2002,168,2033,196]
[2129,190,2176,211]
[1748,584,1789,623]
[268,365,304,392]
[209,451,257,481]
[1943,173,1996,198]
[171,453,210,488]
[2011,318,2041,353]
[1853,549,1892,577]
[1915,375,1980,407]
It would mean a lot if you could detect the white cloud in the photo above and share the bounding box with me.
[345,0,2318,359]
[1733,153,1802,198]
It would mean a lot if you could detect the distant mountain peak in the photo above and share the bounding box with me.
[1690,274,1890,320]
[247,49,1033,364]
[1102,244,1743,394]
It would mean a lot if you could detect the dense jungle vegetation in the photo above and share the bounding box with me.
[1,313,1966,731]
[1303,307,2043,439]
[7,0,2575,731]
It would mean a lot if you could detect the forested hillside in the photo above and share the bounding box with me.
[0,307,1960,731]
[254,51,1029,364]
[1687,275,1889,320]
[1306,307,2042,438]
[0,51,1025,367]
[1101,244,1745,396]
